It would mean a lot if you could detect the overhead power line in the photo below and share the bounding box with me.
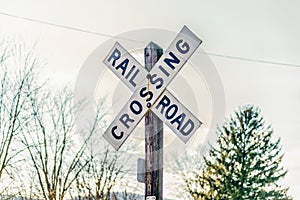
[0,11,144,44]
[0,11,300,68]
[205,52,300,68]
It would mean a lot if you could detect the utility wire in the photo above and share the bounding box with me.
[1,11,300,68]
[0,11,144,44]
[204,52,300,68]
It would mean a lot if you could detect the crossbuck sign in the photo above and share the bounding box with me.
[103,26,203,150]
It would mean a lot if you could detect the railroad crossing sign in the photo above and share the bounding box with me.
[103,26,203,150]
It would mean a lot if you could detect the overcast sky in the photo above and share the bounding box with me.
[1,0,300,199]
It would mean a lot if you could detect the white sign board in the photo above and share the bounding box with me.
[103,42,147,91]
[152,89,202,143]
[146,196,156,200]
[103,26,202,150]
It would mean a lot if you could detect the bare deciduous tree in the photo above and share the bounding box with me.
[0,40,139,199]
[0,41,41,195]
[21,87,104,200]
[71,146,124,200]
[170,145,207,200]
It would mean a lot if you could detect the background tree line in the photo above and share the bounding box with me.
[0,40,292,199]
[0,41,139,200]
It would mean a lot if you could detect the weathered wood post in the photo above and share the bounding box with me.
[144,42,164,200]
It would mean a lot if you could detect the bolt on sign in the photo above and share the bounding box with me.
[103,26,203,150]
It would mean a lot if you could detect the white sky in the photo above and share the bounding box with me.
[1,0,300,199]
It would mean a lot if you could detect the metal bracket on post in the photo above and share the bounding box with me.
[137,158,145,183]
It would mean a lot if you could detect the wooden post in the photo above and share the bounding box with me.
[144,42,163,200]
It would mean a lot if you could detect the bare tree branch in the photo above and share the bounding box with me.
[21,86,110,200]
[0,40,42,195]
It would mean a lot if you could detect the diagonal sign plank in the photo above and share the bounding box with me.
[103,26,202,150]
[103,41,147,92]
[103,42,202,143]
[151,89,202,143]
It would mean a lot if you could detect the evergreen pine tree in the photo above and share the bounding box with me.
[186,105,292,200]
